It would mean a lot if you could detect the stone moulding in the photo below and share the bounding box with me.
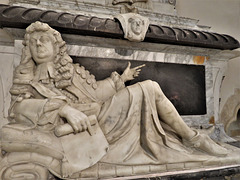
[0,4,239,50]
[80,163,240,179]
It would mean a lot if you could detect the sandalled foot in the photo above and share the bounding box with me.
[183,130,229,157]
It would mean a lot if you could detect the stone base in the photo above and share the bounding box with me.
[72,143,240,180]
[51,164,240,180]
[107,165,240,180]
[77,164,240,180]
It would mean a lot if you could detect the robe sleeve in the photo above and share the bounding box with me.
[96,71,125,101]
[12,97,67,130]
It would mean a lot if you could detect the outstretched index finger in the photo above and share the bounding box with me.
[133,64,146,70]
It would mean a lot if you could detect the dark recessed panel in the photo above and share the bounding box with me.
[72,57,206,115]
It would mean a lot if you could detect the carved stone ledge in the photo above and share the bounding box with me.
[79,163,240,179]
[0,4,239,50]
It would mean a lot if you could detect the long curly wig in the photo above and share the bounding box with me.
[11,21,74,96]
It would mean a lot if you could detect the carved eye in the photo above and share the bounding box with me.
[40,36,51,43]
[30,38,36,44]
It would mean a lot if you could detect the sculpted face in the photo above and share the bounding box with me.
[29,32,56,64]
[130,18,143,35]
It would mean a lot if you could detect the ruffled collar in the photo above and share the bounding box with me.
[33,62,55,83]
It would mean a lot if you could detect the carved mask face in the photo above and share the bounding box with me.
[29,32,56,64]
[130,18,143,35]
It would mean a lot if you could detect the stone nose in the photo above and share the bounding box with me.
[36,39,42,46]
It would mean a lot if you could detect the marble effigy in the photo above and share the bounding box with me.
[0,21,240,180]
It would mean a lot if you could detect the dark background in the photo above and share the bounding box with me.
[72,57,206,115]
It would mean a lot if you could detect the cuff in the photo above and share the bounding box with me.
[110,71,125,91]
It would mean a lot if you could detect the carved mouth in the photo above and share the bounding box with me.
[37,48,46,54]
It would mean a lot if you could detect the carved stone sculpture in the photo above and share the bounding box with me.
[0,21,239,180]
[115,13,149,42]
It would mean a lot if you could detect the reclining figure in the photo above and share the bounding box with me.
[1,21,237,179]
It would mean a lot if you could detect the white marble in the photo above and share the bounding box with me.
[164,54,194,64]
[67,44,166,62]
[115,13,149,42]
[1,38,238,131]
[1,22,236,180]
[65,43,237,129]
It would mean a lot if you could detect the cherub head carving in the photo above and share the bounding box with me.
[115,13,149,42]
[128,17,144,35]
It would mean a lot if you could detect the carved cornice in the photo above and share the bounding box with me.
[0,4,239,50]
